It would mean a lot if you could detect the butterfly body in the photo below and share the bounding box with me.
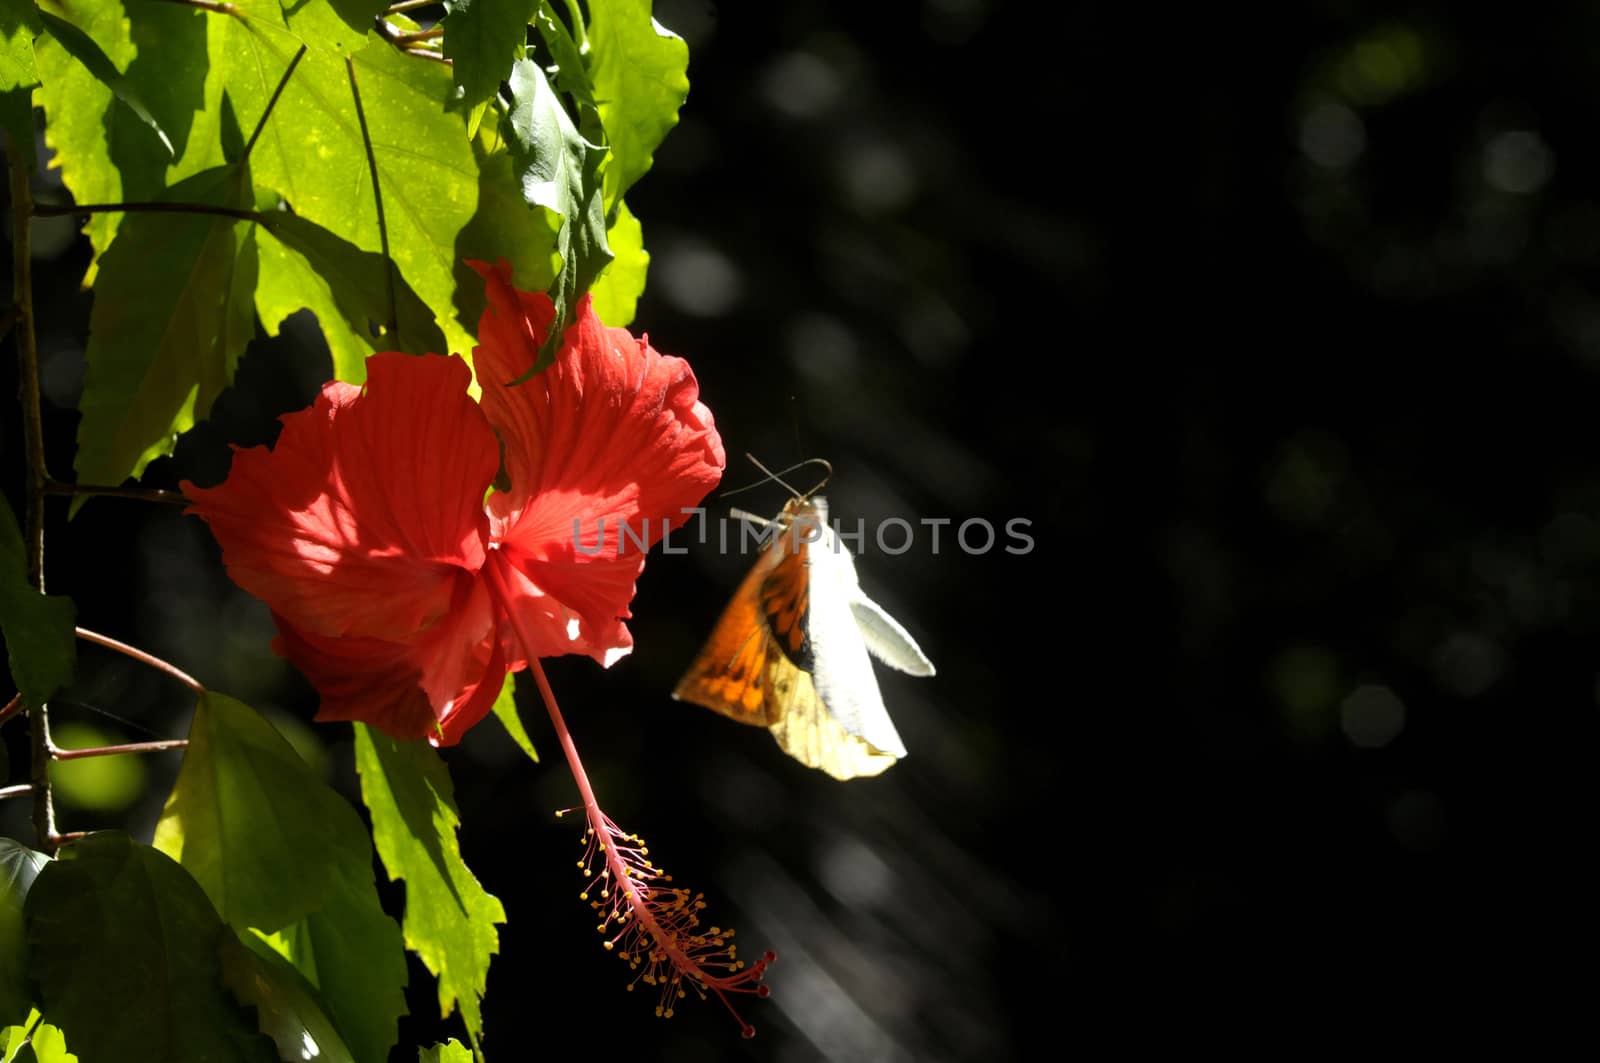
[673,496,934,780]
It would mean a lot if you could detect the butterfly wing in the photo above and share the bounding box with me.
[671,541,787,726]
[804,527,909,762]
[674,496,921,780]
[848,593,936,676]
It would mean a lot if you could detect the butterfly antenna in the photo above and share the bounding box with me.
[720,455,832,501]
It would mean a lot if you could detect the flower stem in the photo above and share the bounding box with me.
[7,129,56,850]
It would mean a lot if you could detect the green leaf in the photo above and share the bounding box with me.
[155,692,407,1063]
[1,1011,76,1063]
[442,0,537,112]
[73,164,257,493]
[256,209,449,384]
[252,855,407,1063]
[589,198,646,326]
[284,0,386,55]
[503,57,610,374]
[36,9,172,158]
[418,1040,473,1063]
[0,841,47,1029]
[452,133,560,339]
[0,0,41,168]
[354,725,504,1044]
[585,0,688,211]
[0,496,75,710]
[229,25,481,360]
[154,692,354,931]
[0,0,40,90]
[532,2,595,109]
[24,833,277,1063]
[489,672,538,763]
[218,932,355,1063]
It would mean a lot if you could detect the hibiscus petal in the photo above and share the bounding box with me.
[182,353,501,643]
[467,258,725,662]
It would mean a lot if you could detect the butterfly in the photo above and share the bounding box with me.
[672,493,935,780]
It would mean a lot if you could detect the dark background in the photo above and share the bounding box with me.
[6,0,1598,1057]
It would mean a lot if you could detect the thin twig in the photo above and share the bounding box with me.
[0,693,22,727]
[0,784,32,801]
[47,830,89,846]
[157,0,241,14]
[45,481,188,506]
[243,45,307,164]
[375,19,454,63]
[346,56,399,343]
[49,738,188,760]
[32,201,268,223]
[386,1,438,12]
[394,27,443,43]
[75,628,205,694]
[7,130,56,851]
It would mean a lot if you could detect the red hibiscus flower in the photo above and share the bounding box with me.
[182,259,725,745]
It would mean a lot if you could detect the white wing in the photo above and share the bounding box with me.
[806,528,908,759]
[849,592,936,676]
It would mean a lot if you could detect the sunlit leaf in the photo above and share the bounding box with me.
[417,1040,473,1063]
[284,0,386,55]
[218,932,354,1063]
[354,725,504,1044]
[226,23,481,359]
[589,198,645,326]
[25,833,277,1063]
[72,164,257,494]
[256,208,448,384]
[155,692,355,931]
[1,1011,76,1063]
[503,57,610,373]
[35,9,171,157]
[0,840,47,1029]
[32,0,213,263]
[442,0,537,112]
[585,0,688,212]
[0,0,42,169]
[0,496,75,710]
[155,692,407,1063]
[451,133,560,339]
[489,672,538,763]
[532,2,594,109]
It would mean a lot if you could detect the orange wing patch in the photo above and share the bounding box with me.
[672,543,788,726]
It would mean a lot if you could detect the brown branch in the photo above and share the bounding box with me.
[0,784,32,801]
[49,738,188,761]
[7,130,56,850]
[386,1,438,12]
[0,693,22,728]
[157,0,241,14]
[32,201,268,223]
[75,627,205,694]
[394,27,443,43]
[45,481,188,506]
